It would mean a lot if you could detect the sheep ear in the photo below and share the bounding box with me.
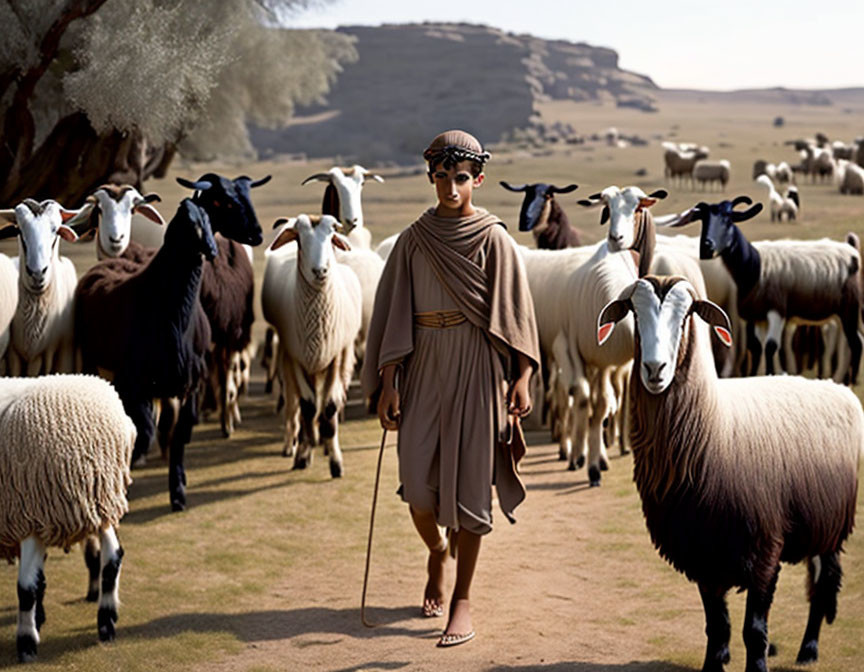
[332,234,351,251]
[647,189,668,199]
[59,204,94,226]
[57,224,79,242]
[177,177,213,191]
[550,183,578,194]
[365,172,384,184]
[597,299,632,346]
[270,226,298,250]
[692,299,732,347]
[637,198,657,211]
[301,173,332,186]
[600,206,609,225]
[0,223,20,239]
[133,203,166,225]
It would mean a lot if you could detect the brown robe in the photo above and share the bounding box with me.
[362,207,540,534]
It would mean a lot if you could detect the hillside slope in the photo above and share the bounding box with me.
[250,23,657,164]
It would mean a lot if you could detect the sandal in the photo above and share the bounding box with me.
[437,630,475,647]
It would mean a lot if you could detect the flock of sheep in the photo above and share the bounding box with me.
[0,136,862,668]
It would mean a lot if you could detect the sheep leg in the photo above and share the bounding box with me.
[320,399,343,478]
[168,395,196,511]
[586,392,607,487]
[764,312,784,376]
[840,307,861,385]
[124,397,156,467]
[83,535,101,602]
[294,397,317,470]
[218,348,233,438]
[567,375,590,472]
[97,526,124,643]
[698,583,731,672]
[781,322,797,375]
[797,552,842,664]
[747,322,763,376]
[280,358,300,457]
[263,327,277,394]
[742,567,780,672]
[552,333,575,461]
[157,397,179,461]
[821,322,839,380]
[16,536,46,663]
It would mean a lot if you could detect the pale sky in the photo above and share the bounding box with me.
[284,0,864,91]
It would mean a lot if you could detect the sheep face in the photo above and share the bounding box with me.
[271,214,350,286]
[690,198,763,259]
[9,201,82,293]
[302,165,384,230]
[91,187,164,257]
[597,277,731,394]
[163,200,218,263]
[176,174,271,247]
[578,186,666,251]
[499,182,578,233]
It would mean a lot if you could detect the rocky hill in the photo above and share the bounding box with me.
[250,23,658,165]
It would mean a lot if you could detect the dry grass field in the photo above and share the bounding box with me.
[1,93,863,670]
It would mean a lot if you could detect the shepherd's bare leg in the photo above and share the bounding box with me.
[443,529,481,639]
[410,507,448,617]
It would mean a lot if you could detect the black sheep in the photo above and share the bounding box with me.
[75,199,218,511]
[499,181,581,249]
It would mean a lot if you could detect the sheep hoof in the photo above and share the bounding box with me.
[293,455,309,470]
[796,640,818,664]
[98,606,117,642]
[557,446,568,461]
[86,588,99,603]
[16,635,37,663]
[221,424,231,439]
[768,643,778,657]
[576,455,586,469]
[600,457,609,471]
[131,453,147,469]
[264,379,273,394]
[588,466,601,487]
[567,461,577,471]
[329,461,343,479]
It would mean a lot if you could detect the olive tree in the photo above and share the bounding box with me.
[0,0,355,204]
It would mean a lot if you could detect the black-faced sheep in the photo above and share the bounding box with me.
[0,374,135,661]
[75,199,217,511]
[499,181,582,249]
[176,173,270,437]
[598,274,862,671]
[668,197,863,383]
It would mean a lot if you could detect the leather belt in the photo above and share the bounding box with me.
[414,310,467,329]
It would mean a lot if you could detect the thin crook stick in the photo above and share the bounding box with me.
[361,428,388,627]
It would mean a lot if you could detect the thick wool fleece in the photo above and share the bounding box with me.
[0,375,134,559]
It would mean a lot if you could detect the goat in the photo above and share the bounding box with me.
[499,181,581,249]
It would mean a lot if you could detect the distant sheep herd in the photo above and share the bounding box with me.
[0,129,863,669]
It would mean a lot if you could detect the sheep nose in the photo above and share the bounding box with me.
[109,234,124,243]
[312,267,329,281]
[643,361,666,382]
[702,239,716,255]
[27,265,47,279]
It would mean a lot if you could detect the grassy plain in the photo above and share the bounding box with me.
[1,93,863,670]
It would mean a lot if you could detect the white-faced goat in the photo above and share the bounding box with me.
[0,200,91,376]
[261,214,362,477]
[76,184,165,259]
[598,275,862,671]
[499,181,582,248]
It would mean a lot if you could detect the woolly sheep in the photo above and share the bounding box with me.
[598,275,862,670]
[662,142,709,186]
[500,181,582,249]
[756,174,798,222]
[839,162,864,195]
[0,253,17,370]
[692,159,731,190]
[0,199,91,376]
[0,374,135,661]
[261,214,362,476]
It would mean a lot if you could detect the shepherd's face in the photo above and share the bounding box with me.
[429,160,484,216]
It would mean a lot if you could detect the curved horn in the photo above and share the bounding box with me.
[731,195,753,208]
[177,177,213,191]
[301,173,333,186]
[730,203,763,222]
[250,175,272,188]
[549,184,579,194]
[499,181,528,192]
[142,193,161,204]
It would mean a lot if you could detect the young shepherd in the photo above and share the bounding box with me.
[598,275,862,671]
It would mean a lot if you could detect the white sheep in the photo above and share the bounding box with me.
[0,253,17,372]
[78,184,165,259]
[0,200,90,376]
[839,162,864,195]
[598,275,862,670]
[375,232,400,262]
[692,159,731,190]
[301,164,384,249]
[0,374,135,661]
[261,214,362,476]
[756,174,798,221]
